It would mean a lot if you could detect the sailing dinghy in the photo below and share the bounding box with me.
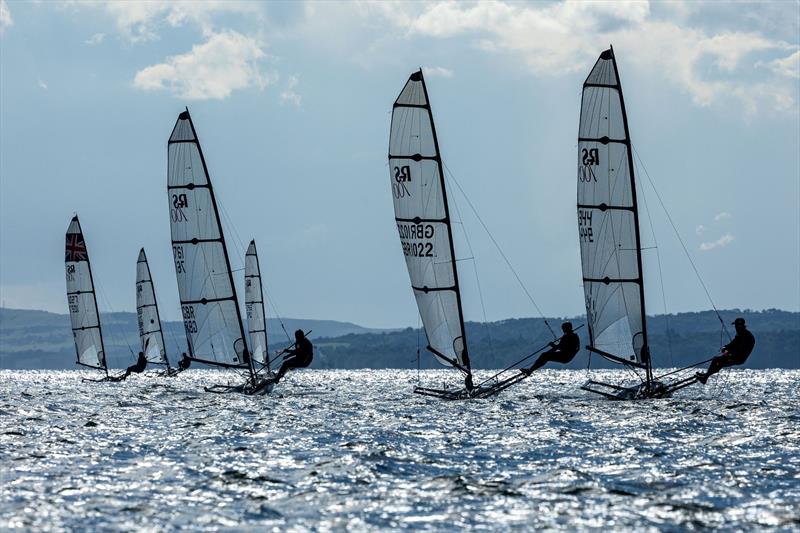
[576,47,708,400]
[65,215,110,381]
[388,70,539,400]
[167,109,271,395]
[136,248,178,376]
[245,239,273,375]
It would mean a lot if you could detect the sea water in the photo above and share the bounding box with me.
[1,369,798,531]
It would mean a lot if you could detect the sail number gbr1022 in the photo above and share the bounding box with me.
[397,222,436,258]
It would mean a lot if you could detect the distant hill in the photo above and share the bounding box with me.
[0,307,797,370]
[0,308,395,369]
[313,309,799,370]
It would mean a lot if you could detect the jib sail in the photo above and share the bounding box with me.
[167,109,248,368]
[388,69,470,371]
[65,215,106,371]
[136,248,169,366]
[244,240,269,368]
[577,47,649,365]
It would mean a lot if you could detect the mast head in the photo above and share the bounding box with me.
[600,48,613,60]
[410,70,423,82]
[178,110,190,120]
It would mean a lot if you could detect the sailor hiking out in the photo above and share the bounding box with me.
[696,318,755,384]
[178,353,191,372]
[521,322,580,375]
[270,330,313,384]
[111,351,147,381]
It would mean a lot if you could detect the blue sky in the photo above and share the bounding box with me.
[1,1,798,328]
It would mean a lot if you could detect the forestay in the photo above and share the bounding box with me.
[65,215,106,370]
[244,240,269,367]
[167,110,248,367]
[136,248,169,365]
[388,70,470,370]
[577,48,649,365]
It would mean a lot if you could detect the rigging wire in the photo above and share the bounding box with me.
[215,188,292,344]
[635,158,675,367]
[445,171,494,356]
[632,147,730,341]
[442,162,557,339]
[94,282,136,358]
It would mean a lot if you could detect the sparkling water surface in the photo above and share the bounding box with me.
[1,369,798,531]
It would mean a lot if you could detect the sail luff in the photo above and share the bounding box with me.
[65,215,107,374]
[244,240,269,369]
[167,109,253,381]
[136,248,169,367]
[87,227,107,376]
[608,46,651,378]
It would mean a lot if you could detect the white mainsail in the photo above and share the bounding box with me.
[136,248,169,366]
[167,109,248,368]
[577,47,649,365]
[244,240,269,368]
[65,215,106,371]
[388,69,470,371]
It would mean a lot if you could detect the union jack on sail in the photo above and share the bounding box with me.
[65,233,88,262]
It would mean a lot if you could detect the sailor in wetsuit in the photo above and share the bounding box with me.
[178,353,191,372]
[520,322,581,375]
[272,329,313,383]
[696,317,755,384]
[115,351,147,380]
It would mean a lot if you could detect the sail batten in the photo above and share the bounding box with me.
[65,216,106,372]
[167,110,249,370]
[136,248,169,366]
[388,69,470,371]
[577,47,649,366]
[244,240,269,368]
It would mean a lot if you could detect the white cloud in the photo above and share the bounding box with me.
[85,32,106,45]
[695,224,706,235]
[371,0,799,113]
[714,212,732,222]
[280,75,302,108]
[73,1,262,43]
[424,66,454,78]
[762,50,800,78]
[37,80,48,90]
[133,30,276,100]
[0,0,12,33]
[700,233,734,251]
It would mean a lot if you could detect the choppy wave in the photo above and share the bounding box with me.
[1,369,798,531]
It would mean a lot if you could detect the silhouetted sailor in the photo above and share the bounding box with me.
[696,317,755,384]
[521,322,580,375]
[115,351,147,381]
[178,353,191,372]
[272,330,313,383]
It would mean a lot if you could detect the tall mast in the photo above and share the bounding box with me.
[245,239,270,370]
[168,109,254,383]
[388,69,471,378]
[65,215,108,376]
[417,70,471,376]
[136,248,170,368]
[577,47,649,378]
[608,47,651,384]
